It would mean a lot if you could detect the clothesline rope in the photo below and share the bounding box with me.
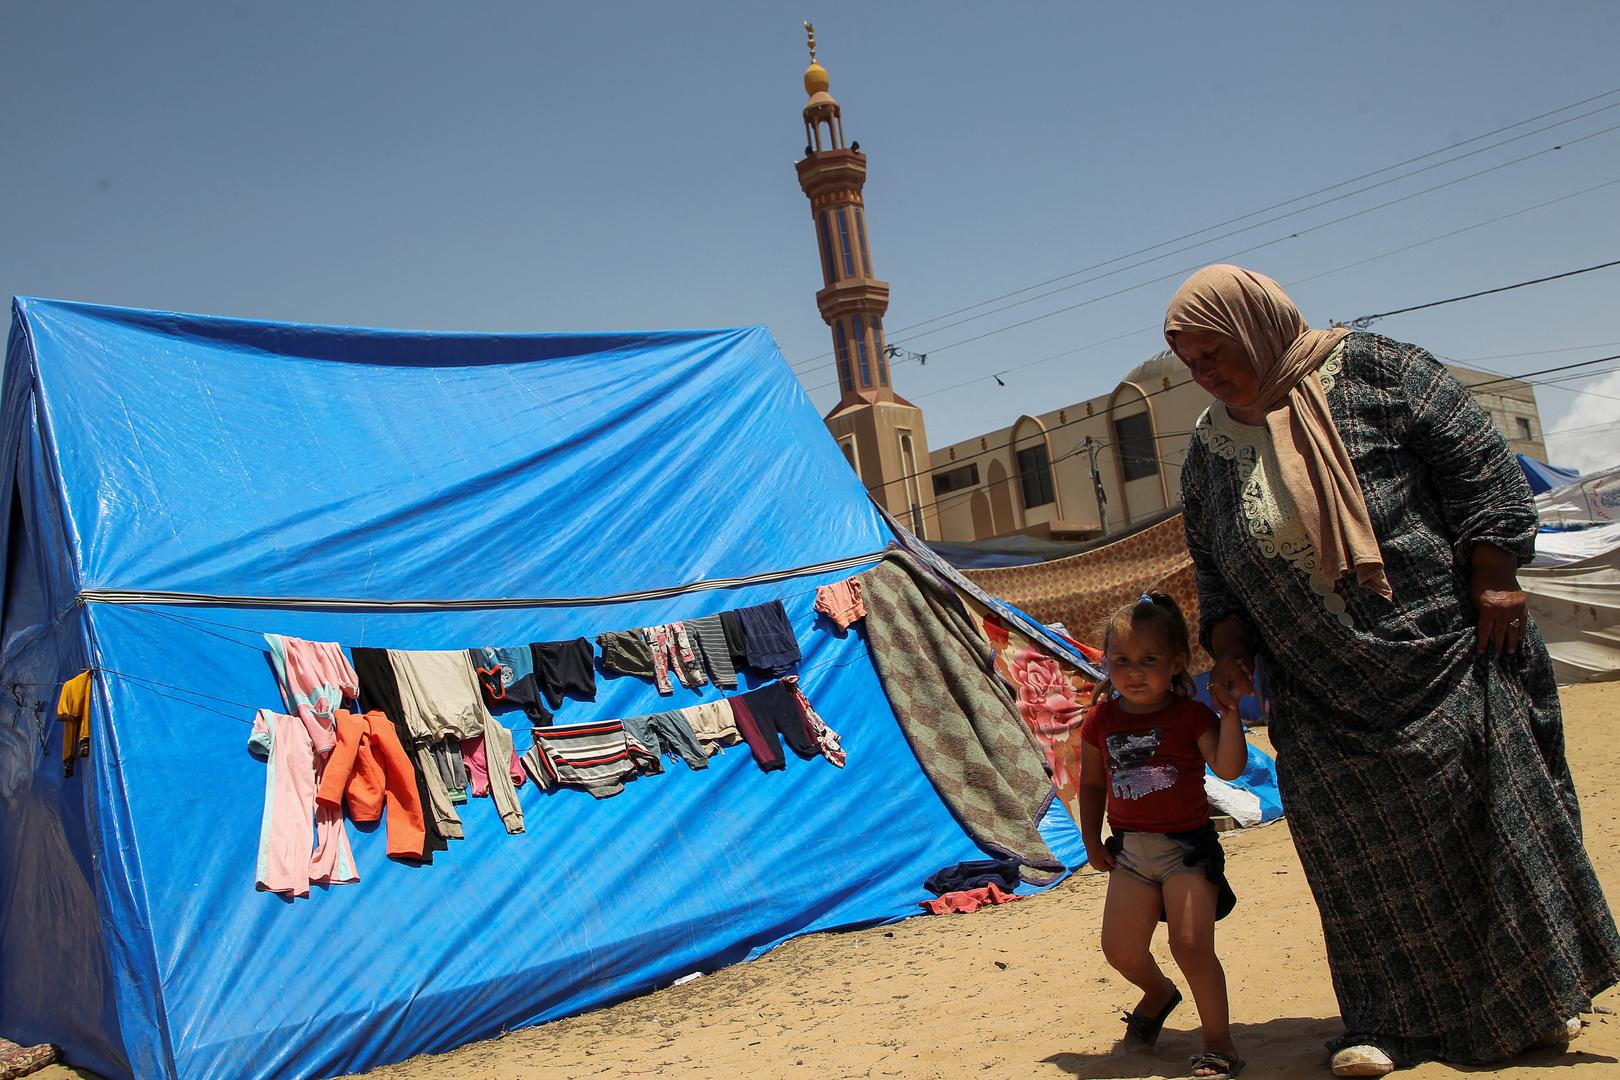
[109,568,873,647]
[77,551,888,612]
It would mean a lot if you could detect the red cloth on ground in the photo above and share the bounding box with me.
[919,882,1023,914]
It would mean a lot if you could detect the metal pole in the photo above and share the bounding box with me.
[1085,436,1108,537]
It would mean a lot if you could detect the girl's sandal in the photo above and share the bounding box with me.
[1189,1050,1245,1078]
[1121,987,1182,1047]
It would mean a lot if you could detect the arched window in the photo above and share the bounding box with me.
[818,212,837,283]
[834,321,853,392]
[1012,416,1058,511]
[855,208,873,275]
[873,317,890,384]
[836,208,857,277]
[1112,411,1159,481]
[853,315,872,386]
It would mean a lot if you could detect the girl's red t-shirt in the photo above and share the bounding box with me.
[1080,695,1218,833]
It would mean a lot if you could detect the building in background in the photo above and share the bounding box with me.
[1448,364,1549,460]
[795,25,937,538]
[927,351,1551,543]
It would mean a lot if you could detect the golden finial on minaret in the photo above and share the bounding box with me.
[803,21,830,96]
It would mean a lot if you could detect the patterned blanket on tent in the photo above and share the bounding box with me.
[860,551,1064,884]
[964,512,1210,671]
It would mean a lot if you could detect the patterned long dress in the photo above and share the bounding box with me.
[1180,332,1620,1065]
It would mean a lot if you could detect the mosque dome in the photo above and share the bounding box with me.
[1122,349,1183,387]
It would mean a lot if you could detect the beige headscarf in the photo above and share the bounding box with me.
[1164,264,1391,600]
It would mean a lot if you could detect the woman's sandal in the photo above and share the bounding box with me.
[1121,987,1183,1047]
[1189,1049,1245,1078]
[1532,1016,1584,1048]
[1330,1044,1395,1077]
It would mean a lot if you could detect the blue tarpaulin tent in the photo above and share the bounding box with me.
[0,298,1087,1079]
[1517,453,1582,495]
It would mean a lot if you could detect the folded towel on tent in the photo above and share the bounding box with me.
[861,550,1063,885]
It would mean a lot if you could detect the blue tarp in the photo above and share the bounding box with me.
[1517,453,1581,495]
[0,298,1084,1080]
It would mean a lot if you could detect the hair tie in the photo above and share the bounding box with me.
[1137,593,1154,607]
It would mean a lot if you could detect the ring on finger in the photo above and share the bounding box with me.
[1508,618,1521,629]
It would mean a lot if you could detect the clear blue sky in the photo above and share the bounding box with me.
[5,2,1619,470]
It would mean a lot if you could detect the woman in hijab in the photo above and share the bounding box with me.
[1167,265,1620,1077]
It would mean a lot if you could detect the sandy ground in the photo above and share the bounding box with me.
[33,682,1620,1080]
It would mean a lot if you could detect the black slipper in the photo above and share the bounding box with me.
[1121,987,1182,1046]
[1189,1050,1245,1079]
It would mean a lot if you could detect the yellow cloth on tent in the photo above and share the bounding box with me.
[58,670,92,777]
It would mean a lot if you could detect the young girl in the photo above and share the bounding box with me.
[1078,593,1250,1080]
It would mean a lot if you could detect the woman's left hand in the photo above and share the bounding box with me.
[1471,544,1528,654]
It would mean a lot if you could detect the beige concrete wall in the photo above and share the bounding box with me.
[1447,364,1550,461]
[831,400,940,539]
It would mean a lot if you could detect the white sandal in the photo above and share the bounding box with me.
[1533,1016,1583,1048]
[1330,1044,1394,1077]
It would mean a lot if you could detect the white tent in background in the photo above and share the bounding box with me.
[1522,466,1620,683]
[1522,549,1620,684]
[1536,465,1620,528]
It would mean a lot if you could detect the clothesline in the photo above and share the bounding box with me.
[77,550,887,612]
[107,569,876,652]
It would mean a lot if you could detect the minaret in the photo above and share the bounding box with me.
[795,23,937,538]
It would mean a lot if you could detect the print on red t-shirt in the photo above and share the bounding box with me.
[1080,695,1218,833]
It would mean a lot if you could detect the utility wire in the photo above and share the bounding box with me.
[871,352,1620,502]
[877,105,1620,355]
[1447,352,1620,389]
[1283,175,1620,291]
[802,122,1620,397]
[918,352,1620,529]
[1344,259,1620,328]
[784,83,1620,375]
[1544,417,1620,439]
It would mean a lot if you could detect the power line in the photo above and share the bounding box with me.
[802,123,1620,396]
[921,424,1205,529]
[1450,340,1620,363]
[786,86,1620,374]
[916,353,1620,529]
[1344,259,1620,328]
[1283,175,1620,291]
[870,369,1200,499]
[1454,352,1620,389]
[879,106,1620,354]
[875,351,1620,507]
[1544,417,1620,439]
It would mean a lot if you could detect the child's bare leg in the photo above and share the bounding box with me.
[1162,873,1236,1056]
[1100,870,1177,1014]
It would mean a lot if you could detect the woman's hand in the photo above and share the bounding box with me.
[1207,616,1257,716]
[1472,543,1528,654]
[1086,840,1115,872]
